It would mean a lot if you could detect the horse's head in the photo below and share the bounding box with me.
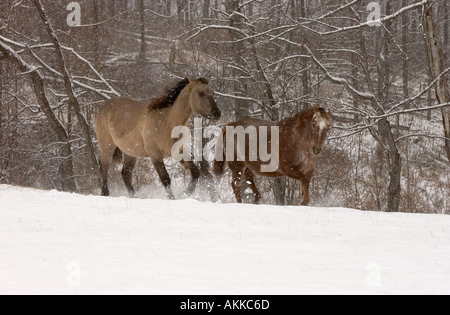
[310,108,332,155]
[188,77,221,121]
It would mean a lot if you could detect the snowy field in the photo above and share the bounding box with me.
[0,184,449,295]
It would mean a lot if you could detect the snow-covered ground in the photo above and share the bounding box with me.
[0,184,449,295]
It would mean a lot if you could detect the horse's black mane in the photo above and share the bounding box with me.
[148,78,190,111]
[148,78,209,111]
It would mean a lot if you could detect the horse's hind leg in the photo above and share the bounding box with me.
[244,168,262,204]
[152,158,176,200]
[100,161,110,196]
[96,115,116,196]
[230,163,245,203]
[122,154,137,198]
[180,161,200,196]
[99,144,116,197]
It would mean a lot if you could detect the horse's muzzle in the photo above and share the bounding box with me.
[210,109,222,121]
[313,147,322,155]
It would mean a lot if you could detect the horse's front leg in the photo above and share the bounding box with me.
[181,161,200,196]
[290,170,312,206]
[152,158,176,200]
[300,181,310,206]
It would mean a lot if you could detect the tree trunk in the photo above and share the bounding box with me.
[378,117,402,212]
[290,0,297,18]
[177,0,184,21]
[166,0,172,15]
[402,0,409,100]
[399,0,410,137]
[0,43,77,192]
[33,0,100,180]
[110,0,115,15]
[92,0,100,69]
[443,0,449,64]
[377,1,402,212]
[379,0,392,105]
[351,52,359,123]
[226,0,248,120]
[139,0,146,62]
[423,6,450,162]
[427,76,433,121]
[375,18,402,212]
[203,0,211,23]
[299,0,310,109]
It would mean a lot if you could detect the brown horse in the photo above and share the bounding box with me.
[214,107,332,206]
[95,77,221,199]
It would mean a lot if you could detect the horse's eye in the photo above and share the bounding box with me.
[199,91,205,97]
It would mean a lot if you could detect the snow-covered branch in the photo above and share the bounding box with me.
[303,44,379,102]
[370,103,450,121]
[0,34,119,99]
[32,0,99,174]
[0,39,77,191]
[311,0,430,35]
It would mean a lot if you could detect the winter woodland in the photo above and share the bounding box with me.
[0,0,449,213]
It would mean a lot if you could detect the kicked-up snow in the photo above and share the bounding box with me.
[0,184,449,295]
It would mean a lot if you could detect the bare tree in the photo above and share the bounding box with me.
[299,0,310,109]
[203,0,211,23]
[423,5,450,163]
[32,0,100,180]
[0,0,447,212]
[0,42,77,192]
[139,0,146,62]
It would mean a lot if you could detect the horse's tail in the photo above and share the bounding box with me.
[112,147,123,165]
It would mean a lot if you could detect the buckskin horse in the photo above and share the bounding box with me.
[214,107,332,206]
[96,77,221,199]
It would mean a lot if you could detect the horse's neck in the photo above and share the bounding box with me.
[166,86,193,128]
[281,114,308,140]
[280,115,301,132]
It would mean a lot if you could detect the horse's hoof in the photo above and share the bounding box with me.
[185,185,196,196]
[184,189,195,197]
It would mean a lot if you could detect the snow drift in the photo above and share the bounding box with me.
[0,184,449,295]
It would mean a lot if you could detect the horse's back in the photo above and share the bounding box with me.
[226,117,277,128]
[97,97,148,139]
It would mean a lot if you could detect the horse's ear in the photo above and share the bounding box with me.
[206,76,212,85]
[187,76,195,83]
